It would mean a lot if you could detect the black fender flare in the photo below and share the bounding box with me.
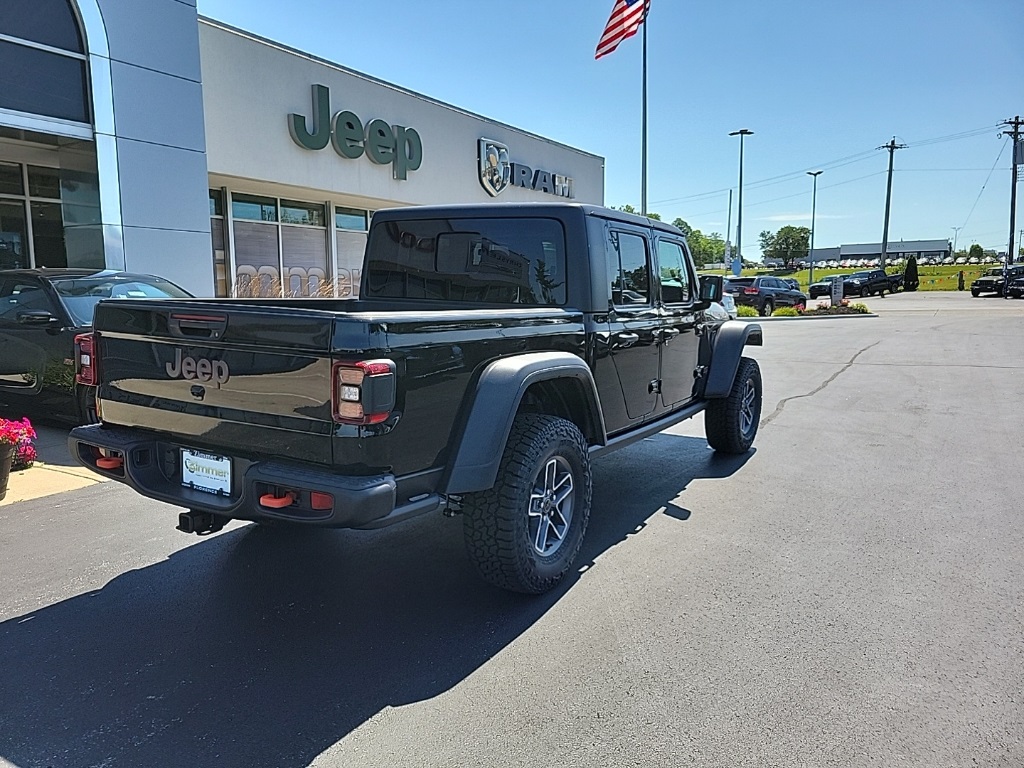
[442,351,607,495]
[703,321,763,398]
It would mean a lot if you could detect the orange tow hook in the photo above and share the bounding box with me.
[96,455,123,470]
[259,491,296,509]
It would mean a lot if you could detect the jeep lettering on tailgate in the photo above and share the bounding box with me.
[166,349,230,385]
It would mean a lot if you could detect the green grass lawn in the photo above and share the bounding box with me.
[702,264,996,292]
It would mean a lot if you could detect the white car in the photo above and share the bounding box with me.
[720,292,737,319]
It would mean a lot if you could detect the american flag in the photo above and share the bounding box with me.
[595,0,650,59]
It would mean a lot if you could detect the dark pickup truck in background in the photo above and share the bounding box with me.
[70,204,763,594]
[843,269,900,297]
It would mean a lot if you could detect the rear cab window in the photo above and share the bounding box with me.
[364,216,567,305]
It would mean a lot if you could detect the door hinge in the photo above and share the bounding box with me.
[648,379,662,394]
[693,365,707,380]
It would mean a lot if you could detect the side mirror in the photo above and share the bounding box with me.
[697,275,723,309]
[17,309,61,327]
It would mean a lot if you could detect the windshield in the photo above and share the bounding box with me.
[850,271,872,279]
[51,275,192,326]
[986,268,1003,276]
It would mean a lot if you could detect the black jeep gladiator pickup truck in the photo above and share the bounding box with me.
[70,204,763,593]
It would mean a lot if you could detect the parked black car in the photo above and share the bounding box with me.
[972,265,1024,297]
[726,276,807,316]
[808,275,844,299]
[0,269,192,423]
[1007,276,1024,299]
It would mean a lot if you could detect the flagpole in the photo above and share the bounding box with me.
[641,14,648,216]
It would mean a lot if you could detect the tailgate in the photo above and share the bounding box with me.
[93,300,366,465]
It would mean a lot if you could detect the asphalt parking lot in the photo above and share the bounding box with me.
[1,291,1022,768]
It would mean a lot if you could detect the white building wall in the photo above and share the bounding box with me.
[199,21,604,209]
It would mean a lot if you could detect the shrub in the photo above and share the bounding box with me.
[0,417,37,470]
[848,303,870,314]
[736,305,758,317]
[771,306,799,317]
[904,256,919,292]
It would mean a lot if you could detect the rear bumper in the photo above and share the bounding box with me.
[68,424,436,529]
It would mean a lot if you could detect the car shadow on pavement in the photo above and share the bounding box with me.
[0,434,750,768]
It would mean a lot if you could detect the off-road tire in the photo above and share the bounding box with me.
[705,357,762,455]
[971,288,980,297]
[462,414,592,594]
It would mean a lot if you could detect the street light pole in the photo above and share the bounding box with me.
[951,226,962,256]
[730,129,754,273]
[807,171,823,287]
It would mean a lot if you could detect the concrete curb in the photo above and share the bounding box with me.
[0,462,107,507]
[737,313,878,322]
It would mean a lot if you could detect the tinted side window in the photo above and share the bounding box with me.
[0,279,52,322]
[364,217,566,305]
[608,231,650,307]
[657,240,691,304]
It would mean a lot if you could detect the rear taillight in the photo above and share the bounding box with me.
[743,287,759,295]
[75,332,97,385]
[332,359,396,425]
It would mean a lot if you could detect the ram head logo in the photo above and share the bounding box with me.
[478,138,511,197]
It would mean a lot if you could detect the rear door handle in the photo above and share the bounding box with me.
[658,327,680,341]
[613,332,639,348]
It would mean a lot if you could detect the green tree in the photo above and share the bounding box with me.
[672,218,693,239]
[903,255,919,292]
[968,243,984,260]
[760,226,810,264]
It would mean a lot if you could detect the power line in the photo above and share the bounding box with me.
[959,138,1009,232]
[650,123,999,207]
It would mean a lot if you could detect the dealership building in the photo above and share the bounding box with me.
[0,0,605,296]
[807,239,951,264]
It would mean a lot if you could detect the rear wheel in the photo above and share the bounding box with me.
[705,357,762,454]
[462,414,592,594]
[760,299,774,317]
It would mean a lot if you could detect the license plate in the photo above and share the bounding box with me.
[181,449,231,495]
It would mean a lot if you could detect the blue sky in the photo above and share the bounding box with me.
[196,0,1022,257]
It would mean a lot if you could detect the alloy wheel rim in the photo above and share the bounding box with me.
[528,456,575,556]
[740,378,757,436]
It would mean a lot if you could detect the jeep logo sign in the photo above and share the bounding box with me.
[478,138,574,199]
[289,85,423,180]
[166,349,230,385]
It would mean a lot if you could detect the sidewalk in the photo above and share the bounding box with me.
[0,422,107,507]
[0,462,105,506]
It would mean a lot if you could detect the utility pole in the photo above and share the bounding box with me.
[878,137,907,271]
[951,226,962,256]
[998,116,1023,287]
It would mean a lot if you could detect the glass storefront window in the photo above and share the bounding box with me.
[335,207,368,231]
[281,200,325,227]
[209,189,224,217]
[0,201,28,269]
[30,201,67,268]
[28,166,60,199]
[0,163,24,196]
[0,40,89,123]
[231,194,277,222]
[3,0,84,53]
